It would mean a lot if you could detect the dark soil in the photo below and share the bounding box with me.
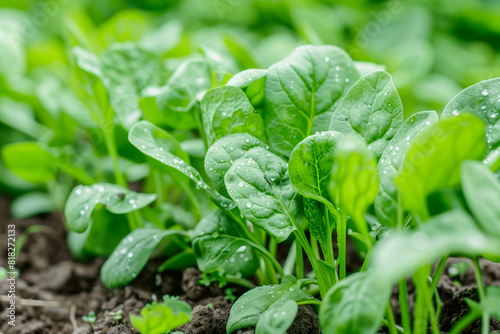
[1,193,499,334]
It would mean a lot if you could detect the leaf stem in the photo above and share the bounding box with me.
[337,209,347,280]
[296,240,304,279]
[399,279,412,334]
[472,258,489,334]
[385,303,398,334]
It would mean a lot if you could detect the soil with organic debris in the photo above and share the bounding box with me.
[1,195,499,334]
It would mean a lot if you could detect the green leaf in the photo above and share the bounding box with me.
[264,45,360,157]
[255,299,298,334]
[205,133,268,198]
[2,142,55,184]
[464,286,500,319]
[375,111,439,227]
[129,121,235,210]
[226,69,267,107]
[10,192,56,219]
[461,160,500,238]
[227,276,313,333]
[156,58,210,130]
[395,114,487,218]
[201,86,267,146]
[330,135,378,225]
[303,198,328,248]
[64,183,156,233]
[371,210,500,285]
[101,227,189,289]
[130,299,191,334]
[289,131,343,212]
[442,78,500,151]
[192,210,259,277]
[319,271,391,334]
[225,147,302,242]
[329,71,404,157]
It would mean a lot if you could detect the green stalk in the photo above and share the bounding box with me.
[450,311,481,334]
[337,210,347,280]
[102,123,142,230]
[310,234,320,259]
[430,257,447,293]
[399,279,412,334]
[250,242,285,279]
[296,240,304,279]
[416,267,440,334]
[385,303,399,334]
[283,241,297,276]
[472,258,489,334]
[324,207,336,269]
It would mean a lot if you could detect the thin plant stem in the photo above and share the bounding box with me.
[385,303,398,334]
[296,239,304,279]
[337,209,347,280]
[472,258,489,334]
[430,256,448,293]
[399,279,412,334]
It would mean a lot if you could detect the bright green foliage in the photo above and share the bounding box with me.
[227,276,314,333]
[2,142,56,184]
[395,114,487,219]
[101,227,189,288]
[255,299,298,334]
[329,71,403,157]
[330,135,378,228]
[264,45,360,157]
[442,78,500,151]
[205,133,268,198]
[130,298,191,334]
[289,131,343,212]
[129,121,235,210]
[375,111,439,227]
[371,210,500,285]
[225,147,302,242]
[226,69,267,107]
[201,86,267,146]
[192,210,259,277]
[64,183,156,233]
[303,198,329,248]
[156,59,210,130]
[319,271,391,334]
[461,160,500,238]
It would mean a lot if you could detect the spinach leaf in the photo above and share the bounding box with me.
[461,160,500,238]
[101,227,189,288]
[156,58,210,130]
[255,299,298,334]
[226,276,314,333]
[375,111,439,227]
[289,131,343,213]
[64,183,156,233]
[226,69,267,107]
[201,86,266,146]
[264,45,359,157]
[330,135,378,227]
[462,286,500,320]
[205,133,268,198]
[304,198,328,248]
[329,71,404,157]
[371,210,500,285]
[130,299,191,334]
[129,121,235,210]
[192,210,259,277]
[319,271,391,334]
[442,78,500,151]
[395,114,487,218]
[225,147,302,242]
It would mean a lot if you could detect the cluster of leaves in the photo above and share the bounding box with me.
[1,1,500,334]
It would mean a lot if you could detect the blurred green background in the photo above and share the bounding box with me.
[1,0,499,207]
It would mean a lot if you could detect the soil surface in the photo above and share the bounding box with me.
[1,194,499,333]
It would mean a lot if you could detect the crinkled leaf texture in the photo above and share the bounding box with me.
[442,77,500,151]
[371,210,500,285]
[289,131,343,212]
[319,271,391,334]
[227,275,314,333]
[461,160,500,239]
[395,114,487,218]
[130,299,191,334]
[205,133,268,198]
[192,210,259,277]
[64,183,156,233]
[264,45,360,157]
[225,147,302,242]
[129,120,235,210]
[375,111,438,227]
[101,227,189,288]
[329,71,403,157]
[304,198,328,248]
[201,86,267,146]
